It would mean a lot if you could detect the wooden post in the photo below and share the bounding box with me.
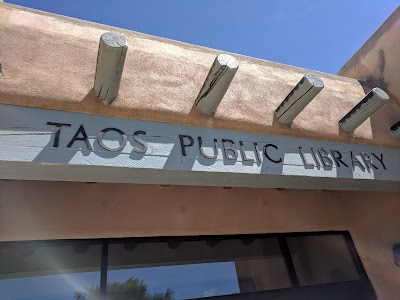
[195,54,239,115]
[275,74,324,125]
[339,88,389,132]
[390,121,400,138]
[93,32,128,104]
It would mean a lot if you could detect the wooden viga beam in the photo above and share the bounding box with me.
[339,88,390,132]
[93,32,128,104]
[394,244,400,267]
[390,121,400,138]
[195,54,239,115]
[275,74,324,125]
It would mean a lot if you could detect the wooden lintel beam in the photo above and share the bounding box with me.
[195,54,239,115]
[93,32,128,104]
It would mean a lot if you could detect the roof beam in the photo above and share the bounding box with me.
[390,121,400,138]
[275,74,324,125]
[339,88,389,132]
[93,32,128,104]
[195,54,239,115]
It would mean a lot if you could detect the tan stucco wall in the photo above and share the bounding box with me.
[339,6,400,102]
[0,3,399,300]
[0,3,399,148]
[0,180,398,299]
[338,6,400,140]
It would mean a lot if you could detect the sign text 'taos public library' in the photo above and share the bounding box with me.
[47,122,387,172]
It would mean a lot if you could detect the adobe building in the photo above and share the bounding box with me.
[0,3,399,300]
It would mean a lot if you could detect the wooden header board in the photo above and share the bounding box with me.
[0,104,399,191]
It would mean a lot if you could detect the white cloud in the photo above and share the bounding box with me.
[203,288,216,297]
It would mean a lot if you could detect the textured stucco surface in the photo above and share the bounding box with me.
[338,6,400,139]
[0,4,400,300]
[0,3,399,148]
[0,180,399,299]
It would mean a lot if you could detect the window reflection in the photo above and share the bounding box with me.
[0,243,101,300]
[107,262,239,299]
[107,237,291,299]
[0,233,370,300]
[287,235,361,286]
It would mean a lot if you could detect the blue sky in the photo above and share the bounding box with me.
[6,0,399,74]
[0,262,241,299]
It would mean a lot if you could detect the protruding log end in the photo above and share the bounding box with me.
[339,87,390,132]
[93,32,128,104]
[394,244,400,267]
[275,73,324,125]
[195,54,239,116]
[390,120,400,138]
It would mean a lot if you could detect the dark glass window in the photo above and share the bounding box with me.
[0,242,101,300]
[287,234,360,286]
[107,237,291,299]
[0,232,376,300]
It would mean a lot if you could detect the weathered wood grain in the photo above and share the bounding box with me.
[275,74,324,125]
[195,54,239,115]
[339,88,389,132]
[390,120,400,138]
[93,32,128,104]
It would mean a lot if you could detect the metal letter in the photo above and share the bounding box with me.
[360,152,378,172]
[67,125,93,150]
[299,147,314,167]
[97,128,127,152]
[263,144,282,163]
[253,142,262,163]
[198,137,218,159]
[330,150,349,167]
[371,153,386,170]
[47,122,71,147]
[222,139,238,160]
[133,130,147,154]
[239,141,254,162]
[317,148,333,167]
[311,147,321,168]
[179,135,194,156]
[350,151,365,172]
